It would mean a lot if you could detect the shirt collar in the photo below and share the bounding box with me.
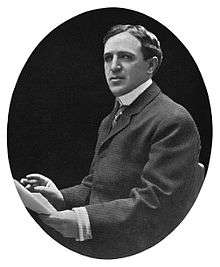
[117,78,153,106]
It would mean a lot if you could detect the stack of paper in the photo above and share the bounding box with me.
[14,179,57,214]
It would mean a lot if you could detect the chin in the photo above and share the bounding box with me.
[109,86,131,97]
[110,89,125,97]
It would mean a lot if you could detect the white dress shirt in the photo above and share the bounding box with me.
[72,78,153,241]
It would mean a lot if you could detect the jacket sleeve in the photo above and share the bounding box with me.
[60,173,93,209]
[84,112,201,240]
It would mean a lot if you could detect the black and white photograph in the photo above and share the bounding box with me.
[1,1,219,266]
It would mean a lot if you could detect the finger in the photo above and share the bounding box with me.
[39,218,60,225]
[20,178,37,185]
[33,186,52,193]
[38,214,53,223]
[26,174,49,183]
[23,179,39,185]
[39,215,61,225]
[38,219,75,238]
[38,216,59,229]
[39,212,62,221]
[20,178,40,189]
[40,221,62,233]
[25,184,32,189]
[26,174,49,187]
[25,184,36,192]
[20,178,27,184]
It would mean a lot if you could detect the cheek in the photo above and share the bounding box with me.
[129,64,146,80]
[104,65,111,75]
[128,67,141,81]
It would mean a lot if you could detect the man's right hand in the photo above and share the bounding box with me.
[20,174,65,211]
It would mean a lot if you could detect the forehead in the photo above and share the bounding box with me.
[104,32,141,54]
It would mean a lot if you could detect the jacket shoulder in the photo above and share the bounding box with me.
[149,91,196,125]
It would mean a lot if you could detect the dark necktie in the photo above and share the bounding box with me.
[112,101,127,128]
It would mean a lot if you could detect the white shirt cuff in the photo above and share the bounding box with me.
[72,207,92,241]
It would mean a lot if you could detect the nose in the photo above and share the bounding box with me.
[111,56,122,73]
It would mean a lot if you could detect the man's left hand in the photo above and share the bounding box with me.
[39,210,78,238]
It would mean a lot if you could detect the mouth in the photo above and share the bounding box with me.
[109,76,125,82]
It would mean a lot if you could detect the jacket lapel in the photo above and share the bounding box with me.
[105,112,132,142]
[97,82,161,152]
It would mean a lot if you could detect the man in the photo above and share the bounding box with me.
[21,25,202,259]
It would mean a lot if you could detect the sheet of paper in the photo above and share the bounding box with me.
[14,179,57,214]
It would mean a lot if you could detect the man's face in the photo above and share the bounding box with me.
[104,32,150,97]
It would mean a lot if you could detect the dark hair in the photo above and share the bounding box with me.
[103,24,163,73]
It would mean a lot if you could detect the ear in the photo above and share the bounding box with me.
[146,56,158,75]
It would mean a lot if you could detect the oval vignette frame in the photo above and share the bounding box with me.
[7,7,212,259]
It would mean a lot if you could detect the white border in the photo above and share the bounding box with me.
[1,1,219,266]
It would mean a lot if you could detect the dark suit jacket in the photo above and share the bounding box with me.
[60,82,201,259]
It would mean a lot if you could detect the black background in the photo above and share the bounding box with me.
[8,8,212,189]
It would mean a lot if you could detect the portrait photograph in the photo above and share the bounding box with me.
[1,1,218,266]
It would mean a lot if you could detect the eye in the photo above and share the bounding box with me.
[104,54,113,62]
[119,53,133,60]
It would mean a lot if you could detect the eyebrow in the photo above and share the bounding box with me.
[103,51,135,56]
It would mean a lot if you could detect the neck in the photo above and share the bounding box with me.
[117,78,153,106]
